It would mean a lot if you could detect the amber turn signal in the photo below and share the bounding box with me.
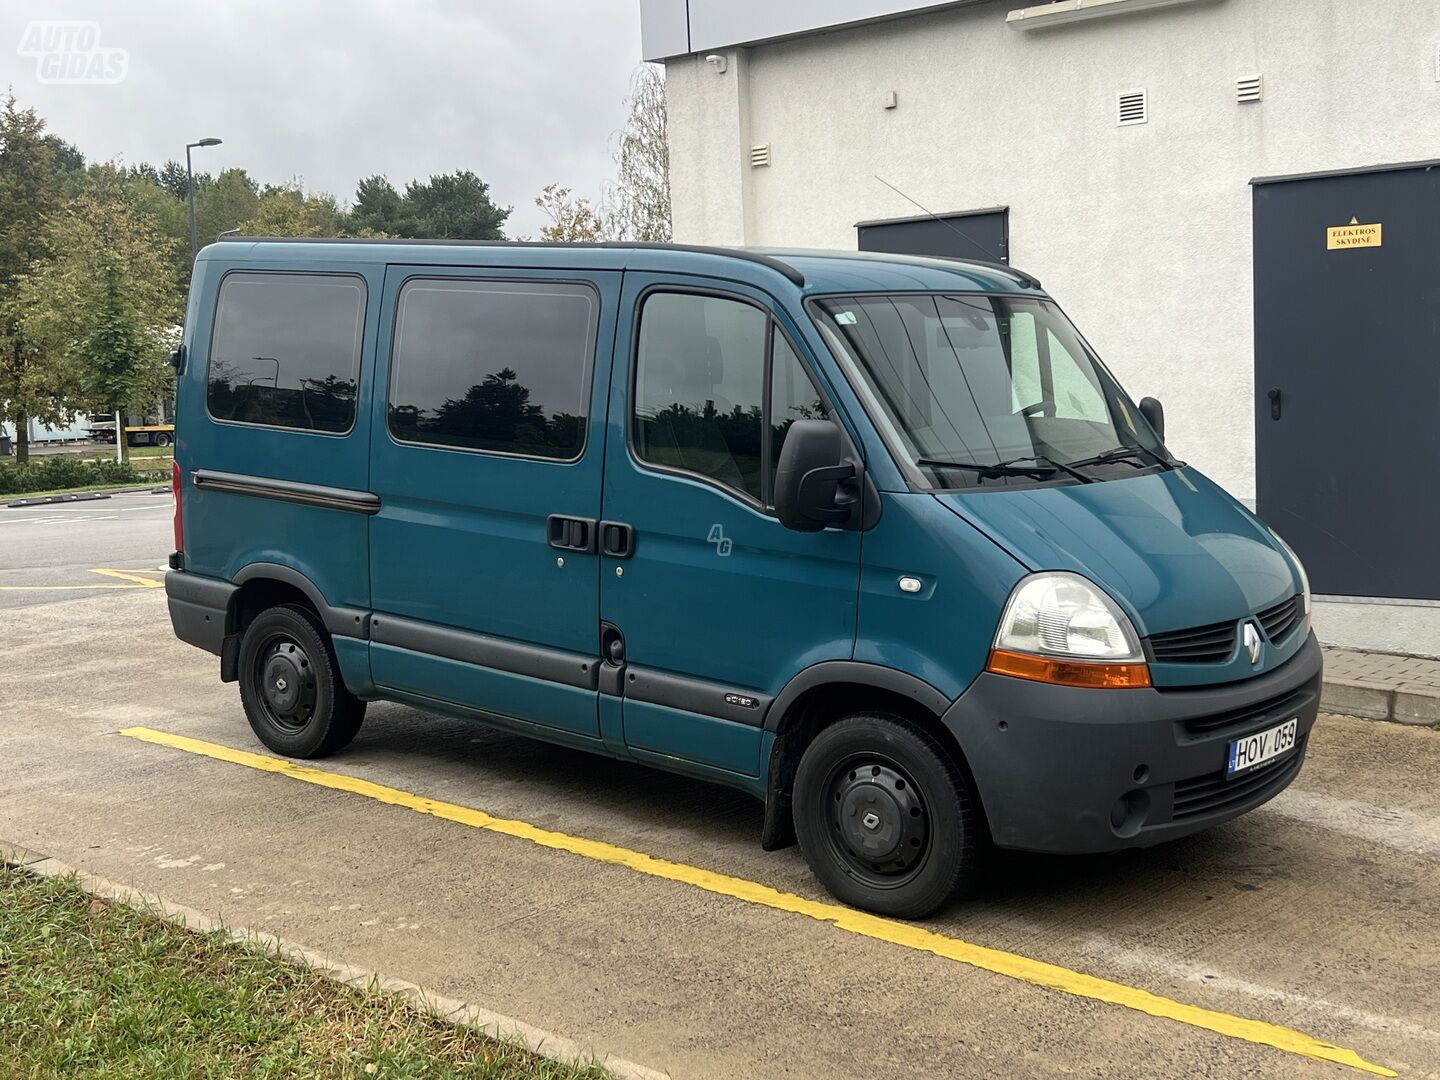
[986,648,1152,689]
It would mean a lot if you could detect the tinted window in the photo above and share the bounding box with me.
[207,273,365,433]
[633,293,767,501]
[633,292,825,507]
[388,279,597,459]
[767,329,827,505]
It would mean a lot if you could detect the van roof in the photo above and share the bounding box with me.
[203,238,1044,296]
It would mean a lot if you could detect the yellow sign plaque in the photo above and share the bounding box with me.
[1326,217,1382,250]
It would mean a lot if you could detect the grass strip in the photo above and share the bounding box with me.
[0,866,612,1080]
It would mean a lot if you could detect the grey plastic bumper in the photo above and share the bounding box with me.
[943,634,1323,854]
[165,570,237,656]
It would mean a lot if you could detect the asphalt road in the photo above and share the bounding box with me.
[2,505,1438,1078]
[0,489,173,610]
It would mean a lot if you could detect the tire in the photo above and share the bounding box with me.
[793,712,981,919]
[238,603,365,758]
[154,432,171,448]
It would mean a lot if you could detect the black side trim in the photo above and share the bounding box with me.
[369,613,598,692]
[230,563,370,640]
[192,469,380,515]
[764,661,951,732]
[625,666,770,727]
[165,571,238,656]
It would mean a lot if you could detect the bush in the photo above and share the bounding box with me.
[0,455,146,495]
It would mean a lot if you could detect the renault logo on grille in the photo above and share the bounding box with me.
[1243,622,1262,666]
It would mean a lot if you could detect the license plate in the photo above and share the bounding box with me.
[1226,717,1299,778]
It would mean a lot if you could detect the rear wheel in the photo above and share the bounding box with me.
[238,603,364,758]
[154,432,172,448]
[793,712,981,918]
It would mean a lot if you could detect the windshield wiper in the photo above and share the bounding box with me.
[917,454,1095,484]
[1065,444,1170,471]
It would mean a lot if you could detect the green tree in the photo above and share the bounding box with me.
[242,184,346,237]
[0,95,72,463]
[347,174,408,236]
[403,171,509,239]
[604,64,670,242]
[17,165,183,462]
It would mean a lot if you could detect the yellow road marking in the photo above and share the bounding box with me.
[0,567,165,591]
[119,725,1395,1077]
[89,568,164,587]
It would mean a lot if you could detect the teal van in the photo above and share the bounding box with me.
[166,239,1318,918]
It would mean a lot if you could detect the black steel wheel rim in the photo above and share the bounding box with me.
[253,632,318,733]
[822,753,931,889]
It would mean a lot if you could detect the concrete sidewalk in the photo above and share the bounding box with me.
[1321,646,1440,727]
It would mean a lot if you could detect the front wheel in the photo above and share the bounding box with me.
[238,603,365,758]
[793,713,981,918]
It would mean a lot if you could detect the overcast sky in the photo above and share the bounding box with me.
[2,0,644,236]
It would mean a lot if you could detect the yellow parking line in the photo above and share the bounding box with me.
[0,584,153,591]
[118,725,1394,1077]
[89,568,164,587]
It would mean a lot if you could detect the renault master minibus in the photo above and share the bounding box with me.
[166,239,1318,917]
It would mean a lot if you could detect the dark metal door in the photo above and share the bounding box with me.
[1253,161,1440,600]
[857,207,1008,264]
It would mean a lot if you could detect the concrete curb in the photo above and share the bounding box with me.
[1,843,669,1080]
[1320,677,1440,728]
[3,483,170,508]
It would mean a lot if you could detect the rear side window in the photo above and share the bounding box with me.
[207,272,366,434]
[388,279,597,460]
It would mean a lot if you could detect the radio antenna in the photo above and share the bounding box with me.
[872,174,1007,266]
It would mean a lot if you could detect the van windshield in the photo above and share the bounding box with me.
[813,294,1168,489]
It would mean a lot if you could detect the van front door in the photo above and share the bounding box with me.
[600,276,862,780]
[368,266,620,740]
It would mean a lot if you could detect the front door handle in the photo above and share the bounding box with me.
[547,514,596,553]
[1267,387,1282,420]
[599,520,635,559]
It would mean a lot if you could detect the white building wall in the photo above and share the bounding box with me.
[665,0,1440,501]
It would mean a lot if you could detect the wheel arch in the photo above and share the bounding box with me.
[229,562,368,640]
[760,663,986,851]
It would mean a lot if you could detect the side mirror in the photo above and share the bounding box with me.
[1138,396,1165,441]
[168,346,186,372]
[774,419,855,532]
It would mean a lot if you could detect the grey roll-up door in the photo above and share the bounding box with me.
[857,207,1009,264]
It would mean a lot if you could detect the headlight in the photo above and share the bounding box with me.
[995,572,1143,659]
[988,572,1151,688]
[1268,529,1311,621]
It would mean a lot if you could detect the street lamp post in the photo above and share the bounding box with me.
[186,137,223,261]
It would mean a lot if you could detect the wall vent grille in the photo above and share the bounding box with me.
[1117,89,1148,126]
[750,144,771,168]
[1236,75,1264,103]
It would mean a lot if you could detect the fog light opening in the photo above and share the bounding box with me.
[1109,789,1151,838]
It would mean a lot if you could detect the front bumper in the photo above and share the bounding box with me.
[943,633,1322,853]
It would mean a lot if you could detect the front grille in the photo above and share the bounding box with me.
[1149,620,1237,664]
[1171,736,1306,822]
[1182,686,1309,735]
[1257,595,1303,644]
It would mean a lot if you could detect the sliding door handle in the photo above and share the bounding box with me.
[547,514,597,553]
[1267,387,1282,420]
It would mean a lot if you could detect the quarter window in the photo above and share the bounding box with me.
[633,291,824,507]
[207,273,365,433]
[388,279,597,459]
